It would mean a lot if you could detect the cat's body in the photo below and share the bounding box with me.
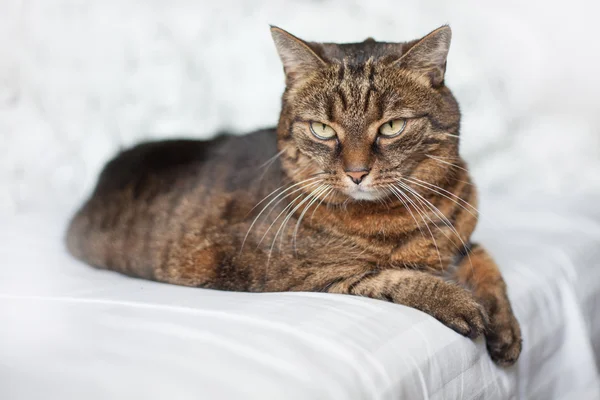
[67,129,473,290]
[66,26,521,366]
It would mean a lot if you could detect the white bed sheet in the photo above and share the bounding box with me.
[1,197,599,400]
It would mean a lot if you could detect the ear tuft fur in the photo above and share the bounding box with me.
[397,25,452,86]
[270,26,326,85]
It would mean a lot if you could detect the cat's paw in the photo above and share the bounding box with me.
[416,282,489,339]
[486,311,522,366]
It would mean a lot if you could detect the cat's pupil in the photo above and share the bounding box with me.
[322,123,326,131]
[389,121,394,129]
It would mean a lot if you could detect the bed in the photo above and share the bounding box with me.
[2,194,599,399]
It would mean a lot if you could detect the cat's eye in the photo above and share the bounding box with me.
[378,119,407,137]
[309,121,337,140]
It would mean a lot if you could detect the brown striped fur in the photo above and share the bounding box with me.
[66,26,521,366]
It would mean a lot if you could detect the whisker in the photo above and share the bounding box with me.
[426,155,469,173]
[260,190,311,279]
[258,149,286,181]
[241,179,322,252]
[389,184,444,269]
[386,185,427,243]
[245,176,323,217]
[373,188,389,208]
[455,178,475,187]
[342,197,350,211]
[428,154,462,160]
[442,133,460,139]
[402,176,479,219]
[258,149,286,170]
[396,180,474,273]
[292,185,331,253]
[278,184,327,249]
[395,185,454,270]
[397,180,466,240]
[258,190,309,250]
[310,187,334,220]
[269,184,326,261]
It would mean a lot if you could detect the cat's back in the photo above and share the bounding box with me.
[94,129,279,198]
[66,128,282,275]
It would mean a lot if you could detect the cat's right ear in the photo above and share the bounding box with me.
[270,26,326,85]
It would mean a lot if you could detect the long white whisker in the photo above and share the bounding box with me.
[243,179,322,252]
[292,185,330,253]
[258,191,308,249]
[403,177,496,231]
[246,176,323,217]
[389,184,444,269]
[396,180,473,272]
[426,155,469,173]
[258,149,286,170]
[258,148,286,181]
[397,180,466,242]
[392,185,444,269]
[386,185,427,242]
[269,184,326,262]
[342,197,350,211]
[310,187,334,220]
[442,133,460,139]
[275,184,326,250]
[373,188,388,208]
[402,176,479,219]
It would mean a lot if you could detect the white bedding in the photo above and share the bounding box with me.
[2,196,599,399]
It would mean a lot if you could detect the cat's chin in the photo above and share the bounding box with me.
[346,188,384,201]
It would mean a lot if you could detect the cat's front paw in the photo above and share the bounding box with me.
[401,281,489,339]
[485,310,522,366]
[435,288,488,339]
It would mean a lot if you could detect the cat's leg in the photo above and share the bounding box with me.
[152,224,489,341]
[302,268,489,339]
[152,230,223,288]
[157,234,488,339]
[452,244,522,366]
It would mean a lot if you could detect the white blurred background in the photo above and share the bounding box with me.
[1,0,599,217]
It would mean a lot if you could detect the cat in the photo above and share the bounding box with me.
[66,25,522,366]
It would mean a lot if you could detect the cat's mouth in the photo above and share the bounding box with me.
[344,185,384,201]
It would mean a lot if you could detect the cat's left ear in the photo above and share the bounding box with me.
[270,26,326,85]
[396,25,452,87]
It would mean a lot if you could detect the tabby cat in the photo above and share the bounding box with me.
[66,25,521,366]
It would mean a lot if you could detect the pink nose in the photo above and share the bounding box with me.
[345,169,370,185]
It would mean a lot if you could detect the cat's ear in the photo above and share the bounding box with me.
[270,26,326,84]
[396,25,452,87]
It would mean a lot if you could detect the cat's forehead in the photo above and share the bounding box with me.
[309,40,413,65]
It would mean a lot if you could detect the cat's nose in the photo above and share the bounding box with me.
[345,169,370,185]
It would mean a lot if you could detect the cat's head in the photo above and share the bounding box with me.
[271,26,461,203]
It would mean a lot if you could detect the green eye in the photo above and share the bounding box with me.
[378,119,407,137]
[309,121,337,140]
